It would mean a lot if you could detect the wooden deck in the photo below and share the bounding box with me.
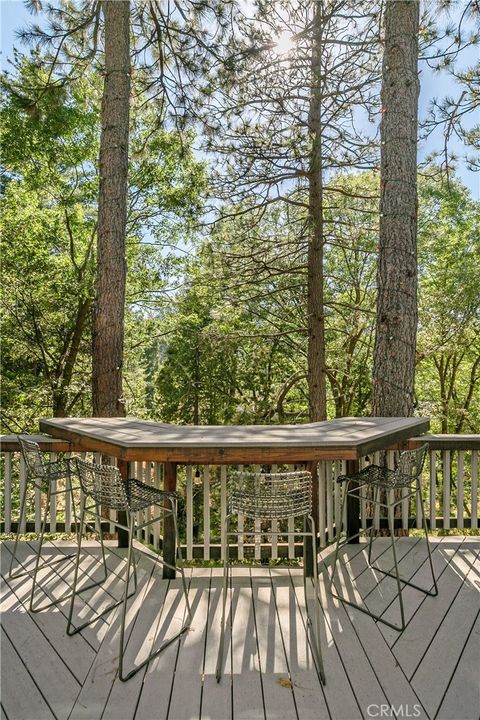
[1,537,479,720]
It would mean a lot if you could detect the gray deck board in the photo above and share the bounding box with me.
[435,610,480,720]
[1,538,478,720]
[0,628,55,720]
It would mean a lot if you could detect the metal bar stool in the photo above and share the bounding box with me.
[329,444,438,631]
[216,469,326,685]
[66,457,192,682]
[9,436,107,613]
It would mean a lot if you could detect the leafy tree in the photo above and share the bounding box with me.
[416,176,480,432]
[0,53,205,431]
[202,0,380,421]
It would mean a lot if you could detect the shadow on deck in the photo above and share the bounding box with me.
[1,537,479,720]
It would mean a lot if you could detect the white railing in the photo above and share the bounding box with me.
[1,436,479,561]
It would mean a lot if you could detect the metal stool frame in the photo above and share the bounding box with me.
[9,436,107,613]
[66,457,192,682]
[329,444,438,631]
[216,470,326,685]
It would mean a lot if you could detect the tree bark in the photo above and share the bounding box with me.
[307,1,327,422]
[92,0,130,417]
[372,0,420,417]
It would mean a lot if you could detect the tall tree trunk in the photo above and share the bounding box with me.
[372,0,420,417]
[92,0,130,417]
[307,1,327,422]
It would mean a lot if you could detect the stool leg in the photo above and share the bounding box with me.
[66,493,86,636]
[29,484,52,611]
[307,515,326,684]
[329,481,349,592]
[8,480,30,579]
[387,491,406,631]
[119,514,136,682]
[367,484,381,566]
[418,479,438,596]
[172,499,192,624]
[216,515,231,682]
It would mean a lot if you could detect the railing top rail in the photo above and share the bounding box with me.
[408,434,480,450]
[0,434,72,453]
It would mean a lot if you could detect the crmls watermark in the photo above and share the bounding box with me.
[366,704,422,718]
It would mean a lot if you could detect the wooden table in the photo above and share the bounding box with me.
[39,415,430,577]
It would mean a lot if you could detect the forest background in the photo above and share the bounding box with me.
[1,0,479,437]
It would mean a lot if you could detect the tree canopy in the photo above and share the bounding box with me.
[0,0,479,434]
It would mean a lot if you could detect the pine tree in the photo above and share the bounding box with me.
[372,0,420,417]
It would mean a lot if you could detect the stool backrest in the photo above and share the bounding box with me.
[74,457,129,511]
[17,435,47,484]
[229,470,312,520]
[395,444,428,483]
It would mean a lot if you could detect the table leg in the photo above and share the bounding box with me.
[304,461,319,577]
[163,462,177,579]
[117,460,129,548]
[346,459,360,544]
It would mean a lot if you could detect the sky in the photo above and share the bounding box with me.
[1,0,478,198]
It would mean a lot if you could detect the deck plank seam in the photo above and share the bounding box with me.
[159,572,193,720]
[387,536,466,649]
[319,555,431,720]
[370,535,447,624]
[248,569,268,720]
[267,571,301,720]
[433,606,480,720]
[0,566,85,688]
[66,547,162,720]
[0,626,59,720]
[197,571,217,720]
[408,544,480,682]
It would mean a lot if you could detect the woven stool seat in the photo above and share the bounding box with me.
[337,464,417,490]
[229,471,312,519]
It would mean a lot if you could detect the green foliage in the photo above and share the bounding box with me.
[153,170,479,430]
[0,51,206,431]
[416,176,480,432]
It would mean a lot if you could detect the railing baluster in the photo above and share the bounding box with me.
[471,451,478,530]
[19,455,27,533]
[326,461,333,543]
[153,463,162,549]
[318,461,326,549]
[287,463,295,558]
[64,451,71,534]
[254,465,261,561]
[50,452,57,533]
[271,464,278,560]
[237,465,244,561]
[35,463,42,533]
[359,456,367,532]
[430,451,437,530]
[443,450,451,530]
[457,451,464,531]
[334,460,342,539]
[203,465,210,561]
[220,465,227,561]
[416,449,423,529]
[373,452,380,531]
[4,452,12,533]
[186,465,193,561]
[108,455,117,535]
